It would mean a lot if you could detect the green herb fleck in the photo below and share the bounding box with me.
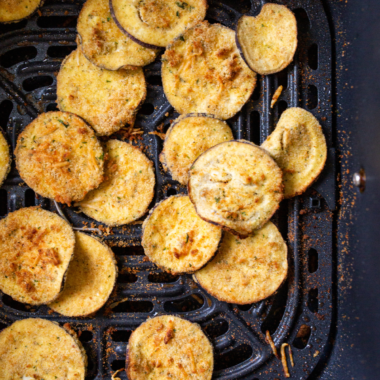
[58,119,69,128]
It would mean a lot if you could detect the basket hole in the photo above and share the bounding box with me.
[204,318,229,339]
[112,300,153,313]
[308,248,318,273]
[214,344,253,371]
[276,69,288,90]
[79,331,93,342]
[2,294,30,312]
[0,19,27,34]
[148,272,179,283]
[112,246,144,255]
[0,190,7,216]
[308,44,319,70]
[250,111,260,145]
[46,103,59,112]
[261,282,288,335]
[0,46,37,68]
[47,45,76,58]
[293,324,311,349]
[277,100,288,118]
[294,8,310,33]
[86,355,97,377]
[111,329,132,342]
[164,295,204,313]
[37,16,77,28]
[118,271,138,283]
[140,103,154,115]
[111,360,125,371]
[237,304,253,311]
[307,85,318,110]
[25,189,35,207]
[0,321,7,330]
[0,100,13,131]
[309,196,321,209]
[166,188,177,197]
[23,76,53,92]
[308,288,318,313]
[251,79,261,101]
[221,0,251,14]
[147,75,162,87]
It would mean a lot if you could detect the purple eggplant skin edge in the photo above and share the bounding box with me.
[109,0,163,51]
[187,140,284,239]
[235,15,259,74]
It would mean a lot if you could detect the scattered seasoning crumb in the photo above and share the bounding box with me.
[271,85,283,108]
[313,350,320,357]
[111,368,124,380]
[149,131,166,140]
[265,330,279,359]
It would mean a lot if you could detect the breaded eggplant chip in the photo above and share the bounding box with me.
[49,232,117,317]
[0,207,75,305]
[127,315,213,380]
[15,111,104,205]
[0,0,42,23]
[78,0,158,70]
[236,3,297,75]
[262,107,327,198]
[162,21,256,120]
[77,140,155,226]
[0,129,11,187]
[194,222,288,304]
[188,140,283,238]
[57,49,146,136]
[160,114,233,185]
[142,195,222,274]
[110,0,207,48]
[0,318,87,379]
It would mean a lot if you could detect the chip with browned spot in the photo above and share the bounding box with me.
[0,207,75,305]
[127,315,213,380]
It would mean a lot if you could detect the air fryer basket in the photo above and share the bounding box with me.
[0,0,336,379]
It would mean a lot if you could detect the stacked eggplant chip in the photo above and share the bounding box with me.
[0,1,330,375]
[0,207,117,316]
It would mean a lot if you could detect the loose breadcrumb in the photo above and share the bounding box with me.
[271,85,283,108]
[266,330,279,359]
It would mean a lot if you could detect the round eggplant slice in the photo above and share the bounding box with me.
[261,107,327,198]
[15,111,104,205]
[127,315,213,380]
[188,140,283,238]
[142,195,222,274]
[110,0,207,49]
[76,140,155,226]
[194,222,288,304]
[236,3,297,75]
[0,0,42,23]
[162,21,257,120]
[49,232,117,317]
[0,207,75,305]
[160,114,233,185]
[0,318,87,379]
[0,129,11,187]
[57,49,146,136]
[78,0,158,70]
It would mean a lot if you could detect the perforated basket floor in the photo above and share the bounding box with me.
[0,0,336,379]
